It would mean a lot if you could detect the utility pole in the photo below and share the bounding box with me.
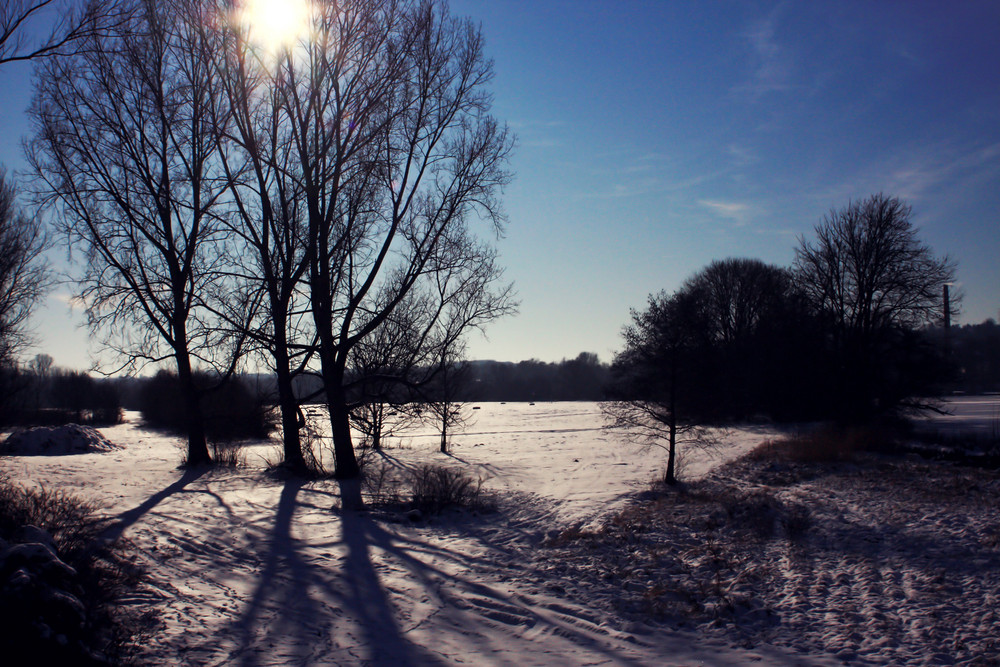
[943,283,952,354]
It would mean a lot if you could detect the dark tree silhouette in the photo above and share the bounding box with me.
[209,13,315,473]
[605,258,826,483]
[28,0,250,465]
[604,289,719,485]
[794,194,957,420]
[948,319,1000,393]
[0,0,106,66]
[0,169,50,370]
[681,257,821,420]
[269,0,514,478]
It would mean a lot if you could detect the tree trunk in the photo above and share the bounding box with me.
[440,410,448,453]
[175,349,211,466]
[274,355,306,474]
[665,358,678,485]
[324,366,360,479]
[665,417,677,485]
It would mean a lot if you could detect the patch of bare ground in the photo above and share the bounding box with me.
[533,436,1000,665]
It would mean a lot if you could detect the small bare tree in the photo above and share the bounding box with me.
[425,347,473,454]
[604,289,719,485]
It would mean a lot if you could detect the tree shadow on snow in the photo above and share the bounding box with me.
[99,466,209,545]
[224,479,650,666]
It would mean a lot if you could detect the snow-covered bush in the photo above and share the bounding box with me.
[0,472,145,664]
[1,425,120,456]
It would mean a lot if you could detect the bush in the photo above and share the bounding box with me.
[361,460,403,506]
[138,370,274,442]
[0,472,145,664]
[749,425,892,463]
[409,464,485,512]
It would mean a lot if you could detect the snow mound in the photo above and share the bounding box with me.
[1,424,121,455]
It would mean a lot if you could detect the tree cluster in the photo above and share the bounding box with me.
[609,195,958,483]
[134,370,273,442]
[466,353,610,402]
[27,0,516,476]
[1,355,122,426]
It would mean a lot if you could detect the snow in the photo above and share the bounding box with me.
[1,424,121,455]
[2,399,996,665]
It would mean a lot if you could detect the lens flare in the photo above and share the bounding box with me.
[239,0,312,53]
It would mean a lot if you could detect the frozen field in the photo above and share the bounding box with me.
[912,394,1000,437]
[2,398,997,665]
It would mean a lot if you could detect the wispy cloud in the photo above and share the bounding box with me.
[508,119,565,131]
[734,13,793,101]
[819,140,1000,206]
[699,199,753,225]
[727,143,759,168]
[49,292,86,310]
[583,177,664,200]
[508,118,566,151]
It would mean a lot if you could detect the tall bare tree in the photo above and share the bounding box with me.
[27,0,245,465]
[0,169,51,368]
[274,0,514,478]
[0,0,104,66]
[794,193,957,419]
[208,13,317,473]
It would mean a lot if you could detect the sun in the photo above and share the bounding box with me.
[239,0,313,54]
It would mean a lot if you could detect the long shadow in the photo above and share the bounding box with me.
[232,478,314,666]
[230,478,444,666]
[99,466,208,545]
[337,499,652,667]
[223,475,652,666]
[337,486,450,666]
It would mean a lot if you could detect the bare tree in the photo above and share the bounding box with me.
[274,0,514,478]
[0,0,103,66]
[680,257,819,420]
[27,0,246,465]
[425,346,473,454]
[604,289,719,485]
[208,13,316,473]
[794,193,957,419]
[0,169,51,368]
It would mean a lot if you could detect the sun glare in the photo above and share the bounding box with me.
[239,0,312,54]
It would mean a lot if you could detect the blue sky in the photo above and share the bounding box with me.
[2,1,999,370]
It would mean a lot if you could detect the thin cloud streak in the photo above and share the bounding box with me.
[733,13,792,101]
[698,199,753,226]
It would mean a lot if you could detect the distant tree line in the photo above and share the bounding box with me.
[1,355,122,426]
[940,320,1000,394]
[464,354,610,402]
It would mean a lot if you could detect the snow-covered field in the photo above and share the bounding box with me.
[2,399,997,665]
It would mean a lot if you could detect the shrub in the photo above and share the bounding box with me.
[362,460,404,506]
[210,441,246,468]
[749,425,892,463]
[0,472,145,664]
[408,464,485,512]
